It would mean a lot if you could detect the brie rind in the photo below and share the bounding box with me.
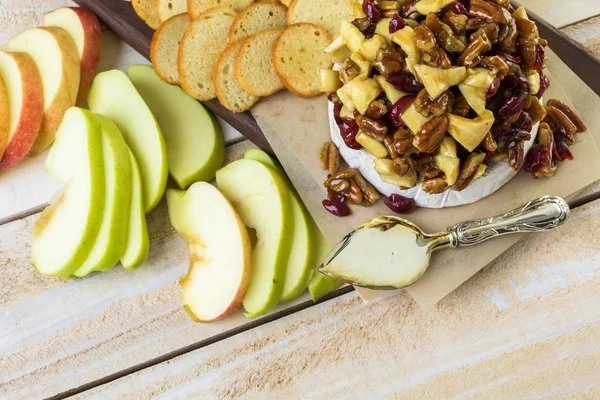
[329,102,539,208]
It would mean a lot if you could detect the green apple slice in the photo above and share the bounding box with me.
[243,149,317,302]
[216,159,293,318]
[167,182,252,321]
[73,115,132,277]
[128,65,225,189]
[87,69,168,213]
[121,149,150,270]
[308,232,342,302]
[31,108,105,277]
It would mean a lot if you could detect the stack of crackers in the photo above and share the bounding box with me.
[132,0,353,112]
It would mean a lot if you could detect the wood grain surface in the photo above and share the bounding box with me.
[0,1,599,399]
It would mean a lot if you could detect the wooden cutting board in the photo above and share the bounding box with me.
[71,0,600,151]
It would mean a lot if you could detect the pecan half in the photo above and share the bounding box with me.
[413,115,449,153]
[413,153,441,179]
[346,180,364,205]
[422,177,448,194]
[324,176,350,192]
[414,25,437,52]
[482,132,497,151]
[421,45,453,69]
[365,100,389,119]
[460,32,492,67]
[383,135,398,159]
[497,19,517,52]
[470,22,499,43]
[469,0,511,24]
[525,96,547,125]
[546,99,587,133]
[481,55,509,79]
[373,44,404,75]
[415,89,454,117]
[426,13,466,53]
[453,152,486,190]
[340,59,360,83]
[356,115,388,141]
[399,2,419,19]
[452,93,471,116]
[393,130,415,155]
[351,172,381,206]
[444,10,468,35]
[546,105,577,136]
[320,142,340,175]
[466,17,487,31]
[393,156,417,177]
[508,140,525,170]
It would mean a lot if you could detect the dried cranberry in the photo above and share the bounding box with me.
[497,129,531,142]
[384,194,417,214]
[333,102,343,125]
[524,144,550,173]
[498,74,530,118]
[513,110,533,133]
[534,44,545,74]
[327,189,347,203]
[498,50,522,64]
[363,23,376,39]
[338,118,362,150]
[451,1,469,16]
[323,199,351,217]
[386,71,424,93]
[389,95,416,130]
[362,0,381,23]
[507,3,515,13]
[499,93,529,118]
[485,77,501,99]
[389,13,407,33]
[554,135,574,161]
[537,73,550,99]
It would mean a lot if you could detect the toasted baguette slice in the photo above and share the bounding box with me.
[236,29,284,97]
[151,13,190,84]
[188,0,253,19]
[287,0,353,38]
[133,0,161,29]
[214,41,260,112]
[279,0,292,6]
[273,23,332,97]
[158,0,188,22]
[179,7,237,100]
[228,3,287,42]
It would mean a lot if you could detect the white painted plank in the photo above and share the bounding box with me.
[0,141,316,400]
[78,198,600,399]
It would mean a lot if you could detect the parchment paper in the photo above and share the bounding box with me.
[251,48,600,307]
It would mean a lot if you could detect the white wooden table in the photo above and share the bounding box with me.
[1,1,600,399]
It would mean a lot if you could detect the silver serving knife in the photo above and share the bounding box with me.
[317,195,570,290]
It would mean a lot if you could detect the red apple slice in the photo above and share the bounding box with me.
[0,51,43,170]
[44,7,102,106]
[0,74,9,160]
[9,27,80,154]
[167,182,252,322]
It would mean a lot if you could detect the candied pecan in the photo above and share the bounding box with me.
[393,129,415,155]
[340,59,360,83]
[492,147,508,163]
[444,10,468,35]
[320,142,341,175]
[421,45,453,68]
[393,156,417,176]
[373,44,404,75]
[515,18,539,40]
[413,115,449,153]
[366,100,389,119]
[346,180,364,205]
[490,0,509,5]
[415,89,454,117]
[497,19,517,52]
[383,135,399,159]
[546,105,578,136]
[399,2,419,19]
[482,132,497,151]
[352,17,371,32]
[516,19,540,70]
[325,176,350,192]
[422,177,448,194]
[452,93,471,116]
[356,115,388,141]
[469,0,511,24]
[327,92,341,104]
[466,17,486,31]
[352,172,381,206]
[470,22,499,43]
[544,116,574,145]
[459,32,492,67]
[453,152,486,190]
[546,99,587,133]
[413,153,441,179]
[378,0,400,10]
[507,140,525,170]
[414,25,437,52]
[426,13,466,53]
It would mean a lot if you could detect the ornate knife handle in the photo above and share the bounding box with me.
[448,196,570,247]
